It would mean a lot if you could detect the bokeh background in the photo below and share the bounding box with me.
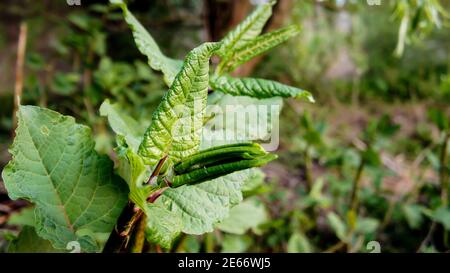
[0,0,449,253]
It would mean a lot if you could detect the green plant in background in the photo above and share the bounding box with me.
[1,0,313,253]
[296,111,327,191]
[420,109,450,250]
[393,0,449,56]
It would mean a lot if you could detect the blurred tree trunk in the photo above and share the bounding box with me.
[203,0,292,76]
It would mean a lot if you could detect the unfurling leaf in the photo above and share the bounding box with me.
[210,75,314,102]
[2,106,128,252]
[217,0,275,69]
[221,25,301,73]
[110,0,183,86]
[138,42,220,165]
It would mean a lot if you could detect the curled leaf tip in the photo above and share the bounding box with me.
[296,91,315,103]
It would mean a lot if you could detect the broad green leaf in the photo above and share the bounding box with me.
[241,168,265,195]
[355,217,379,234]
[145,204,182,249]
[428,108,449,131]
[7,207,35,227]
[210,75,314,102]
[221,234,253,253]
[287,232,313,253]
[202,93,283,148]
[110,0,183,86]
[156,168,255,235]
[431,207,450,230]
[100,99,145,152]
[8,227,64,253]
[2,106,128,252]
[327,212,347,241]
[100,100,153,212]
[216,198,268,235]
[402,204,424,229]
[222,25,301,73]
[138,42,220,165]
[50,72,80,96]
[218,0,275,59]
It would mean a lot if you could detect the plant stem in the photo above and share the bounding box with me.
[204,233,215,253]
[349,157,365,212]
[323,241,346,253]
[103,202,136,253]
[13,22,27,133]
[172,233,188,253]
[439,132,449,248]
[380,200,395,231]
[130,214,147,253]
[304,147,313,191]
[439,132,449,207]
[417,221,437,252]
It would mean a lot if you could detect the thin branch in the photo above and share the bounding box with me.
[130,214,147,253]
[13,22,28,133]
[349,157,365,212]
[439,132,449,207]
[145,155,168,185]
[417,221,437,252]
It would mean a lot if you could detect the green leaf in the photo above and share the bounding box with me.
[110,0,183,86]
[2,105,128,252]
[431,207,450,230]
[7,207,36,227]
[138,42,220,165]
[355,217,379,234]
[216,198,268,235]
[287,232,313,253]
[428,109,449,131]
[241,168,265,195]
[221,234,253,253]
[362,147,381,167]
[156,168,255,235]
[218,0,275,59]
[210,76,314,102]
[99,99,145,152]
[115,144,151,211]
[8,226,64,253]
[50,72,80,96]
[402,204,425,229]
[100,100,152,211]
[327,212,347,241]
[202,93,283,148]
[222,25,301,73]
[144,204,182,249]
